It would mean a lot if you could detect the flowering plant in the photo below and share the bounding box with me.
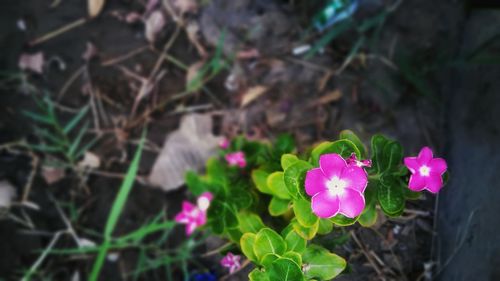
[178,131,448,280]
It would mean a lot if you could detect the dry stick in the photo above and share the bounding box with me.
[58,65,85,101]
[101,46,150,67]
[350,230,385,280]
[22,231,67,281]
[22,150,39,202]
[201,242,233,257]
[30,17,87,46]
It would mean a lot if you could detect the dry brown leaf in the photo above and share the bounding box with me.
[18,52,44,74]
[308,89,342,107]
[88,0,106,18]
[42,166,65,185]
[241,85,268,108]
[0,181,16,210]
[145,10,166,42]
[148,114,223,191]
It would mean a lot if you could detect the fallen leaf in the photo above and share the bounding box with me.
[308,89,342,107]
[148,114,223,191]
[145,10,166,42]
[18,52,44,74]
[77,152,101,169]
[240,85,268,107]
[42,166,65,185]
[0,181,16,210]
[88,0,106,18]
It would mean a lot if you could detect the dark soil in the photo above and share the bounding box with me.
[2,0,497,280]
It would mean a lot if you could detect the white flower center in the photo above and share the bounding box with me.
[197,197,210,211]
[419,165,431,177]
[326,176,347,196]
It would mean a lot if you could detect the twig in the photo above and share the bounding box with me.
[30,18,87,46]
[21,231,67,281]
[58,65,85,101]
[201,242,232,257]
[351,230,385,280]
[101,46,150,67]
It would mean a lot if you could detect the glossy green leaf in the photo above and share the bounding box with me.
[283,251,302,266]
[252,169,273,195]
[261,253,280,268]
[253,228,286,261]
[292,219,319,240]
[268,197,290,216]
[249,268,270,281]
[268,258,305,281]
[339,130,367,158]
[240,233,258,262]
[310,139,360,165]
[358,183,378,227]
[283,160,313,199]
[370,134,389,175]
[206,158,228,188]
[284,229,306,254]
[238,212,266,233]
[381,141,403,173]
[207,199,238,234]
[185,171,208,196]
[317,219,334,235]
[267,172,291,200]
[330,214,357,226]
[281,154,299,170]
[293,198,319,227]
[275,134,295,154]
[377,176,405,216]
[302,245,346,280]
[227,228,243,242]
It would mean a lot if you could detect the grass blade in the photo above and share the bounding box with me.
[67,121,89,159]
[63,105,89,134]
[22,111,54,125]
[305,20,354,59]
[89,129,146,281]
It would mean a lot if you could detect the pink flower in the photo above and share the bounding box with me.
[305,154,368,218]
[225,151,246,168]
[404,147,447,193]
[175,192,213,235]
[219,138,230,149]
[220,252,241,274]
[346,153,372,168]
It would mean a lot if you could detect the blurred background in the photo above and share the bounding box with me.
[0,0,499,280]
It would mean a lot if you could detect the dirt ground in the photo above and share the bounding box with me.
[1,0,496,280]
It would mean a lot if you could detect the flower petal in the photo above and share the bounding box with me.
[408,174,426,191]
[404,157,420,174]
[429,158,447,175]
[319,154,347,179]
[417,147,433,165]
[311,190,340,218]
[182,201,196,212]
[341,165,368,193]
[426,174,443,193]
[174,212,188,223]
[338,188,365,218]
[305,168,328,196]
[185,222,197,235]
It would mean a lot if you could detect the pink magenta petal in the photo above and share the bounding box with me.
[185,222,197,236]
[404,157,419,174]
[338,188,365,218]
[341,165,368,193]
[429,158,447,175]
[319,154,347,179]
[311,190,340,218]
[182,201,196,212]
[305,168,328,196]
[417,147,433,165]
[426,174,443,193]
[408,174,426,191]
[174,212,188,223]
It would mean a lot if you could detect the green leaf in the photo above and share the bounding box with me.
[377,176,405,216]
[227,228,243,242]
[317,219,333,235]
[358,184,378,227]
[283,251,302,266]
[310,139,360,165]
[268,197,290,216]
[284,230,306,254]
[339,130,367,158]
[63,105,89,134]
[68,121,90,158]
[293,198,319,227]
[240,233,258,263]
[268,258,304,281]
[252,169,273,195]
[208,199,238,234]
[292,219,319,240]
[274,134,295,154]
[261,253,280,268]
[381,141,403,173]
[283,160,313,199]
[185,171,208,196]
[206,158,228,189]
[404,188,422,200]
[253,228,286,261]
[238,212,266,233]
[249,269,270,281]
[281,154,299,170]
[231,184,254,209]
[330,214,357,226]
[267,172,291,200]
[302,245,346,280]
